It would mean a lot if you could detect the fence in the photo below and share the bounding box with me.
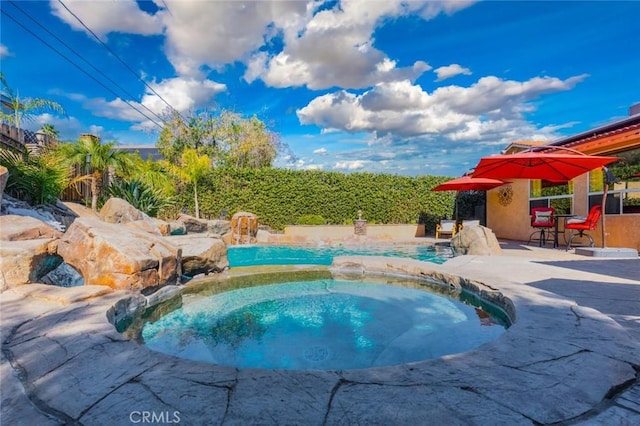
[0,123,54,153]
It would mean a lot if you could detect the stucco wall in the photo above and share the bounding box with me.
[486,180,531,241]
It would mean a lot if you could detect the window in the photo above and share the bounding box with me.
[588,147,640,215]
[529,180,574,214]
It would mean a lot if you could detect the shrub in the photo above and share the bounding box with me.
[173,167,455,231]
[0,147,70,205]
[296,214,326,225]
[105,179,173,217]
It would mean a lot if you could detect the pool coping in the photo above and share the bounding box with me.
[2,255,639,424]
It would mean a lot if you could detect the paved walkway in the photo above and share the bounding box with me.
[1,241,639,425]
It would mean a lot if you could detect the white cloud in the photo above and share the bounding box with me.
[297,74,588,141]
[160,0,309,77]
[313,147,328,155]
[0,44,11,58]
[244,0,457,89]
[334,160,369,170]
[63,76,226,131]
[435,64,472,81]
[48,0,473,94]
[141,77,227,114]
[50,0,163,38]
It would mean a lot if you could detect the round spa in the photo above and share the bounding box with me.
[119,271,510,371]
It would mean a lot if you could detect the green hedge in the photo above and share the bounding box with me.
[175,168,455,233]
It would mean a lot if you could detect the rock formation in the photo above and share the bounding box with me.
[57,217,182,290]
[165,234,228,277]
[450,225,502,256]
[230,211,258,244]
[1,195,230,291]
[99,197,146,223]
[0,215,63,290]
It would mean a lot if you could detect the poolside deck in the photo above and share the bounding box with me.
[2,241,639,424]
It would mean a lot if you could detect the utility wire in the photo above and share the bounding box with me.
[57,0,185,123]
[7,0,167,127]
[1,8,164,129]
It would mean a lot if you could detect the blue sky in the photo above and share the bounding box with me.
[1,0,639,177]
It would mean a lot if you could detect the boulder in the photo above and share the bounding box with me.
[168,221,187,235]
[165,234,229,277]
[207,219,231,235]
[1,196,66,231]
[0,215,63,241]
[450,225,502,256]
[100,198,170,235]
[41,262,85,288]
[230,212,258,245]
[0,165,7,205]
[176,213,208,233]
[125,219,163,236]
[57,218,181,290]
[0,239,62,290]
[99,197,146,224]
[150,218,170,236]
[61,201,99,219]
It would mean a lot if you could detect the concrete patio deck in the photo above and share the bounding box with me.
[1,241,639,425]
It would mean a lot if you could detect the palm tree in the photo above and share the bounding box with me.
[58,135,133,212]
[0,72,65,131]
[40,124,60,141]
[0,146,71,205]
[164,148,210,218]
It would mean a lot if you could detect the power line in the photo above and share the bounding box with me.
[57,0,184,123]
[7,0,167,127]
[0,8,164,129]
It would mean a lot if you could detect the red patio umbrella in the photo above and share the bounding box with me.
[432,175,507,192]
[471,151,618,181]
[432,175,507,220]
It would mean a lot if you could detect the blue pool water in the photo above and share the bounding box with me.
[140,278,508,370]
[227,244,452,267]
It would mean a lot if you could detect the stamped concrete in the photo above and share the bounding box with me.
[1,242,639,425]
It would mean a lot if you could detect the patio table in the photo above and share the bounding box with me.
[553,214,576,248]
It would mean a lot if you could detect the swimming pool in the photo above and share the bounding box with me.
[227,244,453,267]
[136,274,508,370]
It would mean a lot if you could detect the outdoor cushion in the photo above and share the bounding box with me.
[440,220,456,231]
[534,211,552,224]
[566,216,587,224]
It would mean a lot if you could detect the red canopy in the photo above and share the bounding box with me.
[432,175,506,192]
[471,152,618,181]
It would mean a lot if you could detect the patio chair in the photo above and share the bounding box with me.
[435,219,458,239]
[565,205,602,250]
[528,207,555,246]
[459,219,481,230]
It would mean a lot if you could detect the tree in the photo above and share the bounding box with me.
[156,109,217,163]
[156,109,284,168]
[58,135,134,212]
[0,72,65,131]
[40,124,60,140]
[163,148,210,218]
[215,112,279,168]
[120,154,175,197]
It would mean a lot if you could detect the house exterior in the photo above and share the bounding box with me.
[486,106,640,251]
